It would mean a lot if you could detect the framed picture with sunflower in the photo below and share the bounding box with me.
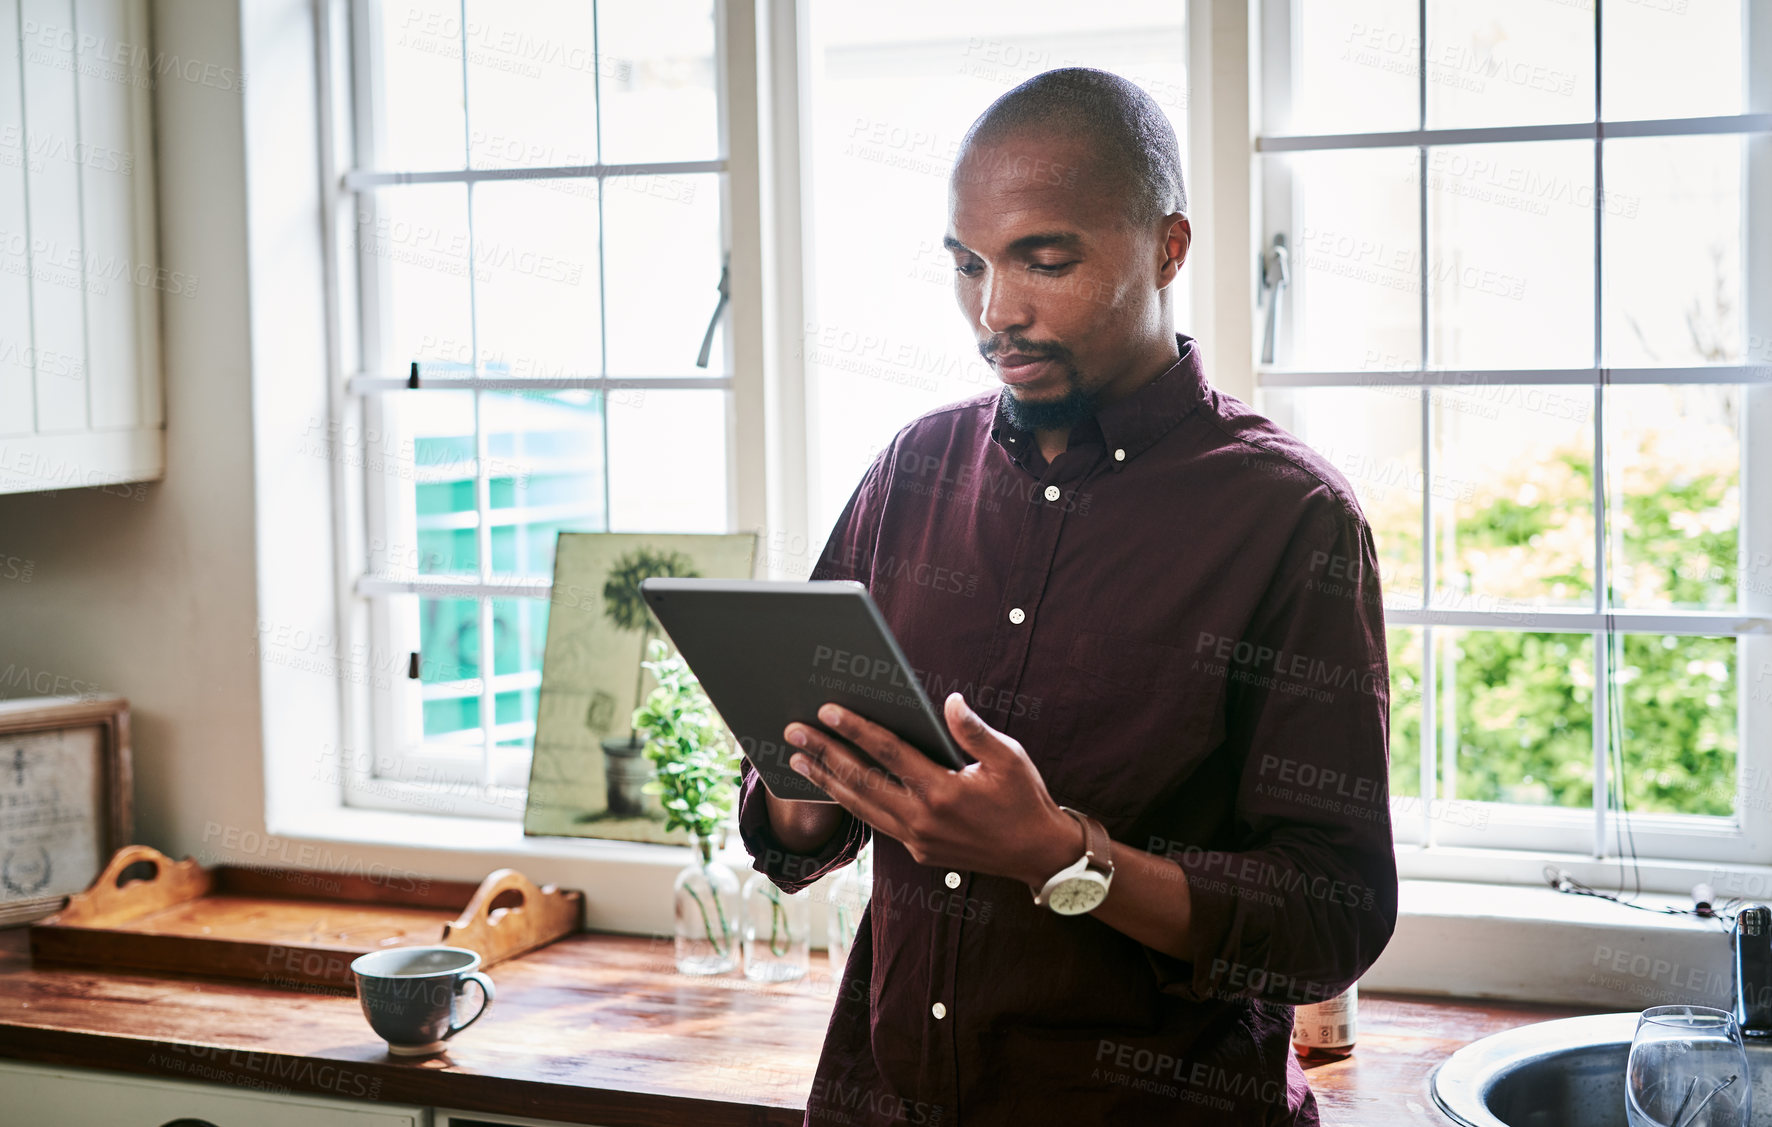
[0,695,132,926]
[523,532,757,843]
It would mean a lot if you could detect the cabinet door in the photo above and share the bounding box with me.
[0,0,164,491]
[0,1059,427,1127]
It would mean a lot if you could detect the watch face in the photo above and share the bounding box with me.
[1049,875,1108,915]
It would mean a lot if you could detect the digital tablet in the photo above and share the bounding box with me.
[639,578,969,804]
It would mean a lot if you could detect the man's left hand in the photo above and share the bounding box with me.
[782,693,1081,891]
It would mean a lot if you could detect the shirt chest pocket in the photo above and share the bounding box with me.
[1040,630,1227,822]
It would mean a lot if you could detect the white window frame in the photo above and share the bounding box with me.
[316,0,781,820]
[1253,0,1772,871]
[303,0,1772,900]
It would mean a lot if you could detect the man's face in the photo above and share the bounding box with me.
[945,127,1181,431]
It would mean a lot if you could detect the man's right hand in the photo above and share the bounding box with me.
[763,787,847,854]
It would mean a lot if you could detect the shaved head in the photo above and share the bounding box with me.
[945,67,1192,441]
[956,67,1185,229]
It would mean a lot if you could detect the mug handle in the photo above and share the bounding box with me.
[444,972,495,1040]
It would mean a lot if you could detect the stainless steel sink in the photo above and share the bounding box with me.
[1431,1012,1772,1126]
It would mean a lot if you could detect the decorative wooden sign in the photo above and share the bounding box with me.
[0,696,132,927]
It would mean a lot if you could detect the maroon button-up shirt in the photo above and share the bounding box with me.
[738,333,1397,1126]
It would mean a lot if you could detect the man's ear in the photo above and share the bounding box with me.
[1158,213,1192,285]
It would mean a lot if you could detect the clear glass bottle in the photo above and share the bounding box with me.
[827,839,874,974]
[742,872,810,982]
[1292,981,1358,1060]
[674,828,739,975]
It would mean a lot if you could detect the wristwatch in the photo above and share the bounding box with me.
[1033,805,1114,915]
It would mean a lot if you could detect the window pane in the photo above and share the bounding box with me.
[1603,2,1744,122]
[401,390,479,576]
[603,172,723,376]
[1426,141,1593,370]
[804,2,1188,535]
[1603,134,1745,368]
[493,597,547,677]
[1271,148,1421,371]
[596,0,719,164]
[419,596,482,740]
[1441,629,1593,809]
[1424,0,1593,129]
[606,389,727,532]
[492,597,544,771]
[362,185,473,372]
[368,0,467,170]
[1606,385,1741,612]
[1617,633,1738,818]
[1388,625,1424,798]
[483,390,606,578]
[471,181,603,379]
[1278,0,1420,135]
[462,0,599,170]
[1257,387,1423,604]
[1432,384,1594,609]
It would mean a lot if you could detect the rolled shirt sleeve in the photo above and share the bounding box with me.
[1155,490,1399,1006]
[734,443,895,893]
[738,759,873,894]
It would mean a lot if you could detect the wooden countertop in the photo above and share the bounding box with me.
[0,927,1602,1125]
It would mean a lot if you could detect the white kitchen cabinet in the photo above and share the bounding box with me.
[0,1059,429,1127]
[0,0,164,494]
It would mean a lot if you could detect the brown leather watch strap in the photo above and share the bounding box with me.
[1059,805,1114,878]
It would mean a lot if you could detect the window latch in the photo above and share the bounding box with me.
[696,254,731,369]
[1258,233,1290,366]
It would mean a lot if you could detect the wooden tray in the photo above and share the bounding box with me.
[29,844,583,990]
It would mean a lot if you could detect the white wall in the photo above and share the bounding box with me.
[0,0,262,858]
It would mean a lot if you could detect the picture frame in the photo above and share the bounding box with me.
[523,532,758,844]
[0,695,133,927]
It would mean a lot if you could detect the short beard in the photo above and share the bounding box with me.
[996,363,1100,433]
[985,336,1099,433]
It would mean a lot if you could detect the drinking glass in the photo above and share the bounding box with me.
[1626,1005,1751,1127]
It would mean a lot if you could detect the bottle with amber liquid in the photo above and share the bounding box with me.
[1292,982,1358,1060]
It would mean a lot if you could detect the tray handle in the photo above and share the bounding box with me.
[48,844,213,927]
[439,868,583,968]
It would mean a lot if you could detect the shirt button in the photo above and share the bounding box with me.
[1008,607,1026,624]
[932,1002,947,1020]
[1114,448,1126,461]
[1043,485,1060,501]
[945,871,961,888]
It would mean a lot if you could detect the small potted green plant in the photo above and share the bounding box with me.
[632,638,743,974]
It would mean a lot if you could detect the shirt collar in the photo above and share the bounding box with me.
[988,332,1208,472]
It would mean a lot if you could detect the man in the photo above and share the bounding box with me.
[738,67,1396,1125]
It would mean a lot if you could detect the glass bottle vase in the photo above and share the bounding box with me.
[827,839,874,974]
[674,829,739,975]
[742,871,810,982]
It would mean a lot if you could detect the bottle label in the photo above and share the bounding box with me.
[1292,986,1357,1049]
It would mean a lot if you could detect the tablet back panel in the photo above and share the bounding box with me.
[640,578,968,804]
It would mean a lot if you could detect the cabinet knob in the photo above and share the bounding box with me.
[159,1120,221,1127]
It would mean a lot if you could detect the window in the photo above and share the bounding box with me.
[800,0,1191,536]
[1255,1,1772,866]
[327,0,742,817]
